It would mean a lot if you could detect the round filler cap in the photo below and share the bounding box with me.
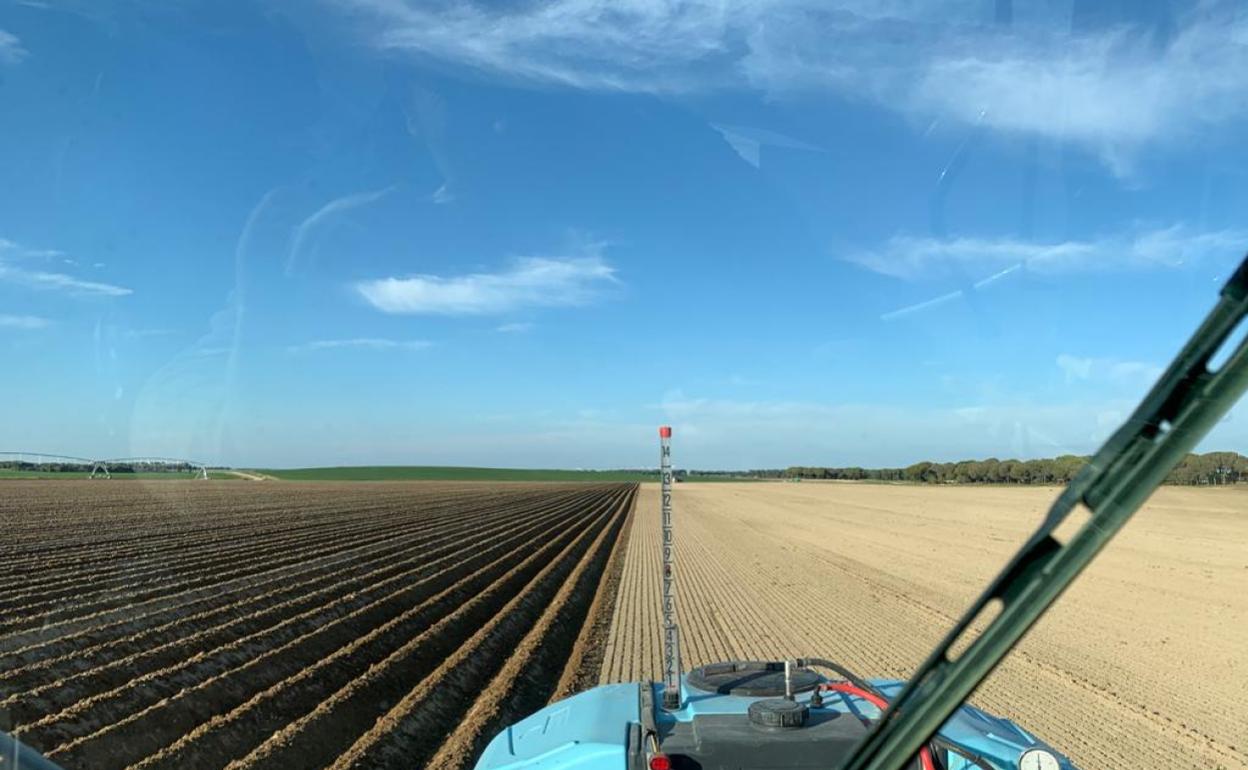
[748,698,809,729]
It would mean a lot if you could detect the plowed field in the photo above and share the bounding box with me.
[0,480,637,770]
[602,483,1248,770]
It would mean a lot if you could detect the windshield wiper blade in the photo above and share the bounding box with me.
[840,254,1248,770]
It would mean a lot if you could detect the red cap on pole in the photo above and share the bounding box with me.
[659,426,672,438]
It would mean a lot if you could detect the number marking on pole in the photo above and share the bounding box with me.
[659,426,681,709]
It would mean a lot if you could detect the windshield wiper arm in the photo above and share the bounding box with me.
[840,254,1248,770]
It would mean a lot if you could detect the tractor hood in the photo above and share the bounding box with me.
[475,677,1077,770]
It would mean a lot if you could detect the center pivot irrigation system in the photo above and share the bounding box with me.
[474,255,1248,770]
[0,452,210,479]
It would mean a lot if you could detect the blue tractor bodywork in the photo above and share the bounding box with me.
[476,671,1077,770]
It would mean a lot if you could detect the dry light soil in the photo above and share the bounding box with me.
[602,482,1248,770]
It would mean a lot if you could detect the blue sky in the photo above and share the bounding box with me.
[1,0,1247,469]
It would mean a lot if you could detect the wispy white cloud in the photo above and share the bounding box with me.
[0,241,65,261]
[287,338,432,353]
[0,29,27,65]
[0,238,132,297]
[343,0,737,91]
[851,224,1247,281]
[124,328,179,339]
[906,15,1248,174]
[496,321,534,333]
[431,182,455,204]
[1056,354,1163,387]
[743,5,1248,172]
[328,1,1248,170]
[0,263,132,296]
[356,250,618,315]
[0,314,50,330]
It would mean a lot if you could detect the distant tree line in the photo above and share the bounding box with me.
[773,451,1248,486]
[1159,451,1248,485]
[0,460,198,474]
[0,461,93,473]
[682,469,777,479]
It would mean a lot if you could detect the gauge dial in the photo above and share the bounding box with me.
[1018,748,1061,770]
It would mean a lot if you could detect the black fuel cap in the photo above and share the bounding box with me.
[748,698,809,729]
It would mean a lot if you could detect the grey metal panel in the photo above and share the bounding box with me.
[658,712,875,769]
[627,721,645,770]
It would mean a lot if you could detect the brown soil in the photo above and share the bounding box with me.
[0,480,635,770]
[552,484,638,701]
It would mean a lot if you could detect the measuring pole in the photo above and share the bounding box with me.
[659,425,682,709]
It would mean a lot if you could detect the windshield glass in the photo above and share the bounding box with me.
[1,3,1245,770]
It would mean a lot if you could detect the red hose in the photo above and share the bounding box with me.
[820,683,936,770]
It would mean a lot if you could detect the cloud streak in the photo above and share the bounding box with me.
[0,314,50,330]
[431,183,455,205]
[851,225,1248,281]
[907,13,1248,173]
[496,322,534,333]
[348,0,736,91]
[356,252,618,315]
[1056,354,1162,388]
[287,338,432,353]
[0,238,133,297]
[0,29,27,65]
[327,1,1248,170]
[0,263,133,296]
[124,328,180,339]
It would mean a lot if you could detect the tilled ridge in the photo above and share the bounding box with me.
[0,481,638,770]
[322,487,634,770]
